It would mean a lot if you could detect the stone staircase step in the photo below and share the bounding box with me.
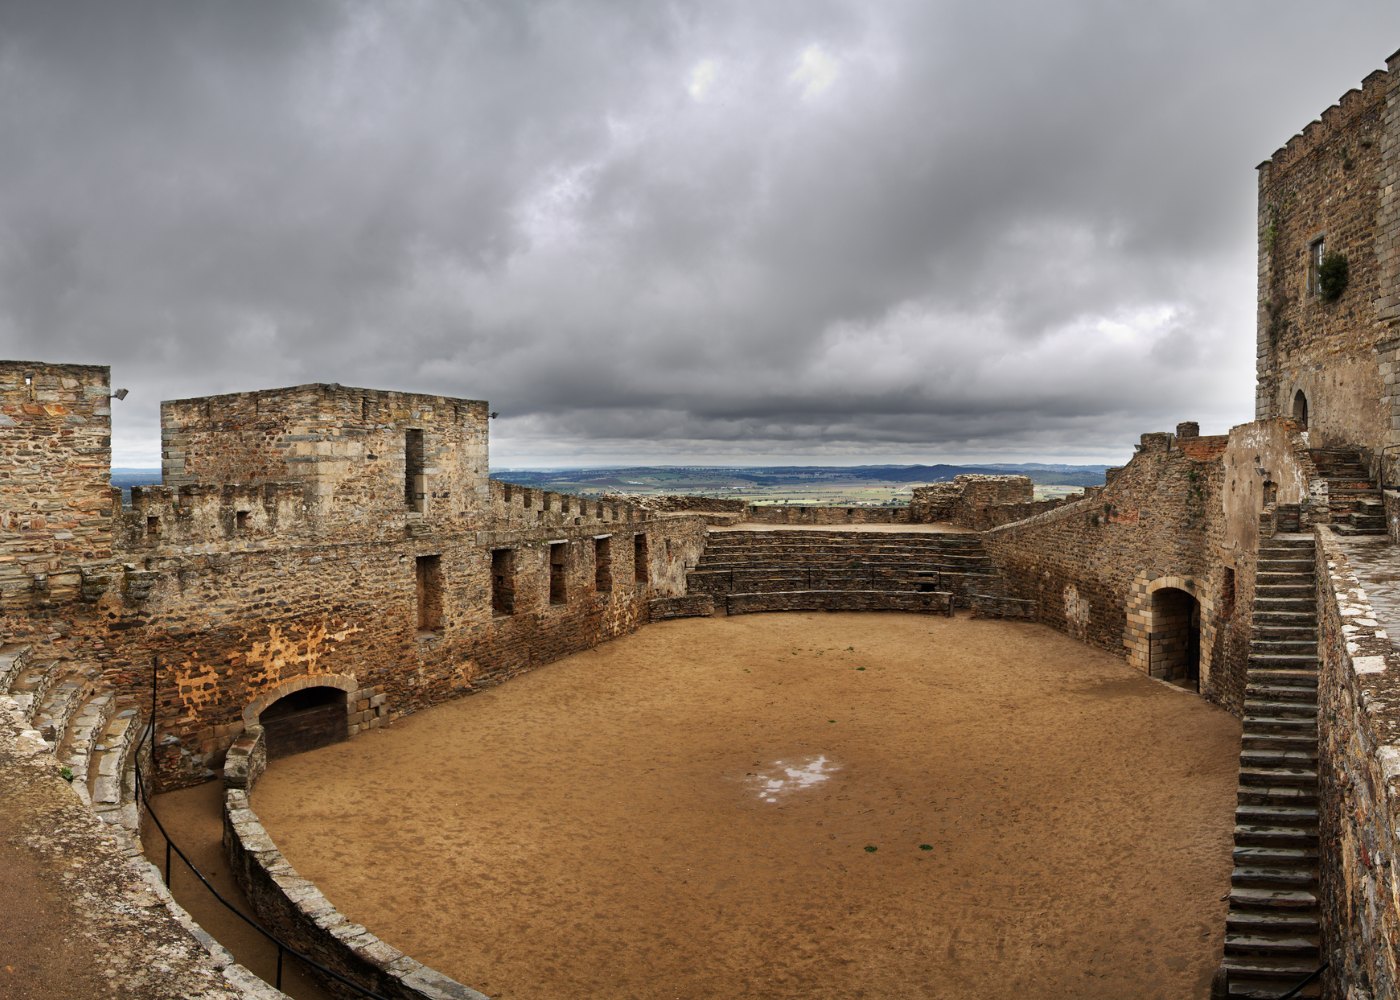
[1231,866,1317,889]
[1234,824,1319,848]
[1239,765,1317,788]
[1240,748,1317,769]
[1242,699,1317,719]
[1244,684,1316,704]
[1236,801,1317,823]
[1241,733,1317,754]
[1227,977,1322,999]
[1233,844,1317,866]
[1246,671,1317,692]
[1226,910,1319,934]
[1238,785,1317,807]
[1226,886,1318,911]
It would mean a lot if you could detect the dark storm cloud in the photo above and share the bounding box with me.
[2,0,1399,466]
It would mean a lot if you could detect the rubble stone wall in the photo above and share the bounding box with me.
[980,431,1246,707]
[1255,54,1400,486]
[1315,528,1400,1000]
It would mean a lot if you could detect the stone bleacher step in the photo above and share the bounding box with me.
[0,644,32,695]
[33,667,101,747]
[6,662,58,725]
[89,707,143,826]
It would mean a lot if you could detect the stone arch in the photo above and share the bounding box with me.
[1124,575,1213,692]
[243,673,358,759]
[1292,389,1309,429]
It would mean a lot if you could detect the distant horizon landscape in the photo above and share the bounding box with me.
[112,461,1108,506]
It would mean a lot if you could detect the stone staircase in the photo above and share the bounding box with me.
[1310,448,1386,536]
[0,643,146,832]
[1217,535,1322,999]
[686,529,1004,614]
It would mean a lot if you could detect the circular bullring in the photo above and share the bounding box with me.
[225,610,1239,1000]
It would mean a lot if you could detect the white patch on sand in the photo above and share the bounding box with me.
[748,755,839,803]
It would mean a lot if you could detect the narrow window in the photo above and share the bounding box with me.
[491,549,515,615]
[146,516,160,538]
[596,502,604,518]
[543,494,552,512]
[549,543,568,605]
[595,537,612,592]
[1308,237,1326,297]
[523,489,533,509]
[235,510,250,533]
[503,483,512,503]
[634,533,649,584]
[416,555,442,633]
[405,429,425,512]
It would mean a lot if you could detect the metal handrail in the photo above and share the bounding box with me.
[140,655,388,999]
[1275,962,1328,1000]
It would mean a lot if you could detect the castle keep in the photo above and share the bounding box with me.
[7,45,1400,1000]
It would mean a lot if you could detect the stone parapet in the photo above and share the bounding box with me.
[1315,528,1400,1000]
[224,728,485,1000]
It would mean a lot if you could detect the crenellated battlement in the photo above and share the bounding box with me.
[118,482,309,551]
[487,478,644,531]
[1259,67,1389,175]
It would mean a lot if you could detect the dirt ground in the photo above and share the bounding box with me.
[249,612,1240,1000]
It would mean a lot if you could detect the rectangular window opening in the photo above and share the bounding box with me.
[1308,237,1326,297]
[549,543,568,605]
[146,515,160,538]
[416,554,443,633]
[235,510,250,533]
[491,548,515,615]
[595,537,612,593]
[634,533,649,584]
[405,428,426,513]
[502,483,512,503]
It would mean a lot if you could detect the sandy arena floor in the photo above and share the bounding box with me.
[252,612,1240,1000]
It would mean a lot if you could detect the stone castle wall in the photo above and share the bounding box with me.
[0,362,708,787]
[980,428,1248,708]
[163,383,490,534]
[0,361,116,602]
[1255,53,1400,486]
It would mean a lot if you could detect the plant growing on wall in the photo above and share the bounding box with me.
[1319,250,1349,302]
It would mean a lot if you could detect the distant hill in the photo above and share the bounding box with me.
[111,468,161,502]
[493,463,1109,493]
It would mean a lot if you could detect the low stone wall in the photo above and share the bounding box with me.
[744,505,910,525]
[725,590,953,616]
[223,728,486,1000]
[648,595,715,620]
[969,594,1037,620]
[1315,528,1400,1000]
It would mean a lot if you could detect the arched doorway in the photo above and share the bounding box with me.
[1149,588,1201,691]
[1292,389,1309,428]
[259,686,348,759]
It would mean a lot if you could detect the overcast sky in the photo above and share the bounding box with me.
[3,2,1400,468]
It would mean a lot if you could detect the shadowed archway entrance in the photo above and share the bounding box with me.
[259,686,348,759]
[1292,389,1309,429]
[1148,587,1201,691]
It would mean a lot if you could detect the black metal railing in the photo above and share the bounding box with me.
[140,654,389,999]
[1275,963,1328,1000]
